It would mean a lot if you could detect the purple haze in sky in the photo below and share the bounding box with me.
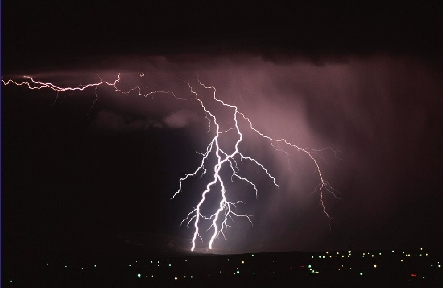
[3,54,443,253]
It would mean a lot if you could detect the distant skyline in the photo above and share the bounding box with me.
[2,1,443,259]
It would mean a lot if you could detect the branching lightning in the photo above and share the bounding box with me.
[2,73,337,252]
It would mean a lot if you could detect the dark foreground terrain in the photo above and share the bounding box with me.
[2,247,442,287]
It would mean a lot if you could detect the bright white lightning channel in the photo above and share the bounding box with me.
[2,73,337,252]
[173,77,337,251]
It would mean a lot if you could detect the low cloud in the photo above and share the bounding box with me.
[163,109,199,129]
[91,109,200,132]
[91,110,158,132]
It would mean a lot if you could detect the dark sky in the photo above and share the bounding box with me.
[2,0,443,260]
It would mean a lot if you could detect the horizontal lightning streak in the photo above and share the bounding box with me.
[2,74,186,101]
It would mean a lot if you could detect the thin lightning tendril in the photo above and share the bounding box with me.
[2,73,337,251]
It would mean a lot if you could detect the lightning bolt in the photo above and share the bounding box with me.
[2,73,337,252]
[1,74,186,103]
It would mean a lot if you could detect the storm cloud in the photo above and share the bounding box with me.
[3,53,443,253]
[121,55,435,251]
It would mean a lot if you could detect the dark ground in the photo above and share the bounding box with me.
[2,248,442,288]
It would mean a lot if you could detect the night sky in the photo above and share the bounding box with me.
[2,0,443,262]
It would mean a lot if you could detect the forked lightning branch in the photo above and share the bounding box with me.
[2,73,337,251]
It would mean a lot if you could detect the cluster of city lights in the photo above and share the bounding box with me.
[6,249,441,285]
